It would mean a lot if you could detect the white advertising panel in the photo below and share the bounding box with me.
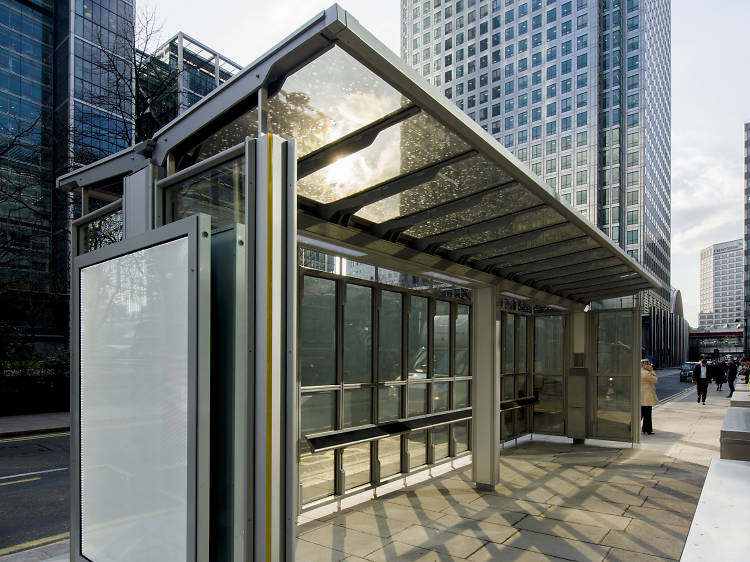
[79,237,190,561]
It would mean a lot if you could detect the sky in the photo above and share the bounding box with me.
[144,0,750,326]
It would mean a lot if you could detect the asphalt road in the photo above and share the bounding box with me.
[0,433,69,555]
[654,367,691,401]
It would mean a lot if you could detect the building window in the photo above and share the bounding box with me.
[576,189,587,204]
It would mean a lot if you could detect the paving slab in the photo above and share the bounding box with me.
[503,529,610,562]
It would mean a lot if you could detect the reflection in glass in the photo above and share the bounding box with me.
[598,311,634,376]
[343,284,372,383]
[379,291,403,381]
[516,375,528,399]
[534,316,564,374]
[378,435,402,478]
[268,46,410,159]
[343,387,371,428]
[533,375,564,434]
[378,385,402,422]
[455,380,470,408]
[343,443,371,490]
[78,208,123,255]
[502,410,514,440]
[433,381,450,412]
[434,301,451,377]
[518,316,528,373]
[457,219,579,256]
[408,296,428,379]
[455,305,470,377]
[432,426,449,460]
[300,391,336,436]
[502,376,514,401]
[300,277,336,386]
[300,450,335,503]
[516,407,529,435]
[170,156,245,227]
[408,430,427,468]
[596,376,632,440]
[454,421,469,453]
[504,314,515,374]
[408,382,429,417]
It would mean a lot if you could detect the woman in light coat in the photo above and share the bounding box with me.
[641,359,658,435]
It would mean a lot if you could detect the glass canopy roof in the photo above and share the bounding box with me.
[59,5,661,305]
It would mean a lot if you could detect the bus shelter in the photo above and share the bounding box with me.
[58,5,661,561]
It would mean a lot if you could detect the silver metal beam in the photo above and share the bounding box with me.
[479,235,591,267]
[448,220,572,259]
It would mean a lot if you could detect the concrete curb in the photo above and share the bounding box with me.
[657,384,695,407]
[0,427,70,439]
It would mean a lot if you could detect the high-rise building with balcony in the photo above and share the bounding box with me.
[699,239,744,331]
[400,0,671,310]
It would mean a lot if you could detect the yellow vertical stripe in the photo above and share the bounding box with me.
[265,134,274,561]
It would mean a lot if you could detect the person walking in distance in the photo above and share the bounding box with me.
[727,357,738,398]
[640,359,658,434]
[715,360,726,392]
[693,358,710,405]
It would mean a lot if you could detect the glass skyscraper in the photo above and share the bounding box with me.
[743,122,750,353]
[699,239,744,331]
[400,0,671,309]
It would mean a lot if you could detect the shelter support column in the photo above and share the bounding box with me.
[471,285,500,490]
[568,311,587,443]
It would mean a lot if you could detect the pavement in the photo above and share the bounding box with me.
[0,384,735,561]
[0,413,69,439]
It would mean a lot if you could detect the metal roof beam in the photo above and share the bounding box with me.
[371,179,519,241]
[479,235,591,268]
[544,268,639,291]
[317,149,476,224]
[522,257,623,282]
[448,220,572,259]
[564,279,650,299]
[499,248,609,275]
[297,104,421,179]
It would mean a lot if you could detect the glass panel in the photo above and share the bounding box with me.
[378,385,402,422]
[504,314,515,374]
[516,407,530,435]
[596,376,632,440]
[511,248,610,275]
[455,305,470,377]
[357,154,512,223]
[487,237,599,266]
[403,183,539,238]
[598,311,634,376]
[300,450,335,504]
[342,259,376,281]
[178,114,258,167]
[170,156,245,227]
[533,375,564,434]
[78,208,123,255]
[432,426,449,460]
[451,221,581,256]
[269,46,411,158]
[299,248,337,273]
[534,316,564,374]
[432,381,450,412]
[343,443,371,490]
[379,291,403,381]
[300,277,336,386]
[518,316,528,373]
[516,375,528,399]
[502,376,514,401]
[408,382,429,417]
[300,391,336,436]
[79,238,189,561]
[455,380,470,408]
[434,301,451,377]
[298,110,470,205]
[408,296,429,379]
[343,387,372,428]
[408,430,427,469]
[378,435,402,478]
[502,410,514,440]
[343,284,372,383]
[454,420,470,453]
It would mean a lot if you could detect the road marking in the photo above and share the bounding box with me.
[0,467,68,480]
[0,431,70,444]
[0,532,69,557]
[0,477,40,487]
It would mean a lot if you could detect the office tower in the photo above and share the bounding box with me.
[400,0,671,309]
[698,239,744,331]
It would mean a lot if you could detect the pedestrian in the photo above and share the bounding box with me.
[715,361,726,391]
[641,359,658,435]
[727,358,738,398]
[693,358,710,405]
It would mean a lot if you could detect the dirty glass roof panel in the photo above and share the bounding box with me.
[488,238,601,269]
[268,46,413,158]
[297,109,471,204]
[354,153,511,223]
[449,222,584,258]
